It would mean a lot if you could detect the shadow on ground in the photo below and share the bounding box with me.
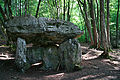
[0,46,120,80]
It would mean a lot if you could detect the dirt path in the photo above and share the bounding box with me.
[0,45,120,80]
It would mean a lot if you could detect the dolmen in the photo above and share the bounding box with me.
[5,16,83,72]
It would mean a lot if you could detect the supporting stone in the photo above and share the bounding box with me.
[42,46,59,70]
[15,38,30,72]
[26,46,43,64]
[58,39,82,72]
[26,46,59,70]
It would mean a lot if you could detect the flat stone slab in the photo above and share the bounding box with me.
[5,16,83,45]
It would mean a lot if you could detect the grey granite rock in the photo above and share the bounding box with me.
[26,46,59,70]
[15,38,30,72]
[42,46,59,70]
[58,39,82,72]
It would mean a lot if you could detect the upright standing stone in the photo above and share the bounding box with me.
[58,39,82,72]
[42,46,59,70]
[15,38,30,72]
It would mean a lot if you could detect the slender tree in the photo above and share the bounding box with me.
[55,0,59,19]
[19,0,21,16]
[35,0,41,18]
[67,0,70,21]
[63,0,66,20]
[15,0,17,16]
[100,0,109,57]
[78,0,94,46]
[88,0,98,47]
[106,0,111,48]
[96,0,101,48]
[116,0,120,48]
[85,25,88,43]
[28,0,29,13]
[8,0,12,17]
[25,0,27,16]
[4,0,8,17]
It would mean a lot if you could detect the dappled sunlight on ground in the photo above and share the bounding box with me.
[81,46,103,60]
[0,46,14,60]
[0,45,120,80]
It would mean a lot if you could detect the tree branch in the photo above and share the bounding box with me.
[78,0,84,5]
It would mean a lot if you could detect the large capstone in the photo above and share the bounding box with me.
[5,16,83,45]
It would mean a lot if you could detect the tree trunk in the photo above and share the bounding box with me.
[116,0,120,48]
[55,0,59,19]
[78,0,94,46]
[63,0,66,20]
[15,0,17,16]
[85,25,88,43]
[83,0,94,46]
[28,0,29,14]
[107,0,111,48]
[88,0,98,47]
[4,0,8,17]
[35,0,41,18]
[96,0,101,48]
[22,0,24,15]
[67,0,70,21]
[8,0,12,17]
[100,0,109,56]
[19,0,21,16]
[25,0,27,16]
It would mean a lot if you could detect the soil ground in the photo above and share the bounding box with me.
[0,43,120,80]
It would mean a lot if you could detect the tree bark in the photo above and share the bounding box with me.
[63,0,66,20]
[78,0,94,46]
[96,0,101,48]
[100,0,109,55]
[85,25,88,43]
[19,0,21,16]
[35,0,41,18]
[4,0,8,17]
[116,0,120,48]
[107,0,111,48]
[67,0,70,21]
[15,0,17,16]
[28,0,29,14]
[88,0,98,47]
[25,0,27,16]
[8,0,12,17]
